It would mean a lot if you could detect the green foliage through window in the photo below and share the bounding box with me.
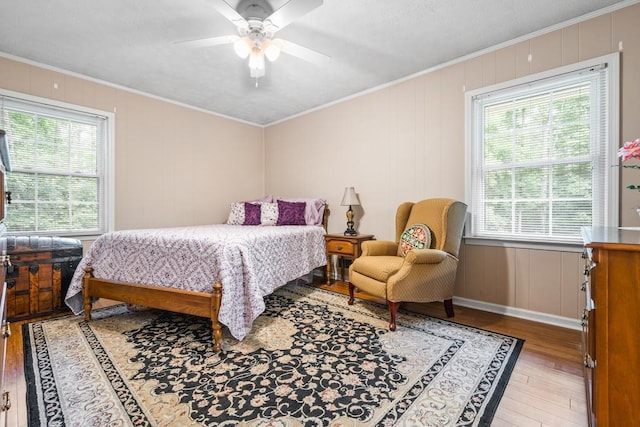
[1,97,106,235]
[468,60,614,243]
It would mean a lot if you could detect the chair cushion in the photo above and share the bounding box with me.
[398,223,431,256]
[351,256,405,283]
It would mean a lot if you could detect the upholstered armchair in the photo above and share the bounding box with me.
[348,198,467,331]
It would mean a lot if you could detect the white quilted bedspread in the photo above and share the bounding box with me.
[65,224,327,340]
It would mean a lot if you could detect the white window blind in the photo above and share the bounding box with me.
[0,94,111,236]
[466,54,618,244]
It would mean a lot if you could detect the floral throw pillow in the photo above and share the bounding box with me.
[276,200,307,225]
[398,224,431,256]
[260,203,279,226]
[226,202,245,225]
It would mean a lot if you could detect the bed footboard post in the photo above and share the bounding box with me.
[83,267,94,321]
[211,282,223,352]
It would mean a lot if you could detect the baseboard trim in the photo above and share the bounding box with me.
[453,297,581,331]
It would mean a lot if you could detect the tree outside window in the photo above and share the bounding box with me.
[1,96,109,236]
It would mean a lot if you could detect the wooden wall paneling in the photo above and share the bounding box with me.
[439,64,465,199]
[481,51,496,87]
[560,252,581,319]
[514,248,531,310]
[413,77,426,197]
[613,4,640,226]
[562,24,580,65]
[528,250,563,316]
[29,66,53,99]
[579,13,612,61]
[392,79,421,199]
[88,80,117,114]
[423,71,444,197]
[514,41,531,78]
[62,74,92,107]
[454,242,467,297]
[0,56,30,93]
[494,45,516,84]
[464,56,484,92]
[49,71,67,102]
[482,246,516,306]
[463,244,486,301]
[530,29,563,74]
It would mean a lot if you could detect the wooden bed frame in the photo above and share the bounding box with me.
[82,207,329,353]
[83,268,224,351]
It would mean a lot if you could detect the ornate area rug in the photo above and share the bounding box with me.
[23,284,523,426]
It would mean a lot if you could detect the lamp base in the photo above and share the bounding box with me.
[344,206,357,236]
[344,228,357,236]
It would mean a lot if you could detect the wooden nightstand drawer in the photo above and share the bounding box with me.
[324,234,375,284]
[326,240,355,255]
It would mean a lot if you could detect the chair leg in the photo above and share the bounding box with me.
[348,282,355,305]
[388,301,401,331]
[444,298,454,317]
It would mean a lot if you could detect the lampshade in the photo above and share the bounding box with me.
[233,37,252,59]
[250,66,265,78]
[248,48,265,71]
[263,39,281,62]
[341,187,359,206]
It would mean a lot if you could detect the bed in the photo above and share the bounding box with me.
[65,198,328,352]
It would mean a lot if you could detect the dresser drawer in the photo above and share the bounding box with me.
[326,240,355,255]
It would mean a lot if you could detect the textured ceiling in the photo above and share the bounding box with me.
[0,0,634,126]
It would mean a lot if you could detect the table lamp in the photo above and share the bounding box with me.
[341,187,360,236]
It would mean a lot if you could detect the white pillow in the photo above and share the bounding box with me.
[226,202,245,225]
[260,203,279,226]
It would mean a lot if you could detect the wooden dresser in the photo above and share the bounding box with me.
[581,227,640,426]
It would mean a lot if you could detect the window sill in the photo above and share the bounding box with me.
[6,232,103,242]
[463,236,584,252]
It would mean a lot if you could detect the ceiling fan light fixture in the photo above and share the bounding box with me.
[250,66,265,79]
[202,0,327,81]
[233,37,252,59]
[248,47,265,71]
[263,39,281,62]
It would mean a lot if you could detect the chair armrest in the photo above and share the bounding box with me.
[404,249,448,265]
[361,240,398,256]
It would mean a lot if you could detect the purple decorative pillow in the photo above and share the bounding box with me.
[243,202,262,225]
[276,200,307,225]
[278,198,326,226]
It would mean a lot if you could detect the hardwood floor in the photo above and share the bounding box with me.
[5,281,587,427]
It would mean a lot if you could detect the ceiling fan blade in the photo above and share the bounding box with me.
[264,0,323,31]
[279,39,329,65]
[178,35,238,48]
[211,0,248,28]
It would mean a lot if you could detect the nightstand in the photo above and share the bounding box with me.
[324,233,375,284]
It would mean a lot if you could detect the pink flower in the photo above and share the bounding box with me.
[618,138,640,161]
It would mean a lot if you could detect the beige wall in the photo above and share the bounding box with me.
[264,3,640,323]
[2,4,639,324]
[0,56,264,231]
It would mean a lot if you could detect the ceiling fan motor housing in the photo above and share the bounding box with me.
[236,0,274,21]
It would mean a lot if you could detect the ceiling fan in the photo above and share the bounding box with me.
[183,0,329,81]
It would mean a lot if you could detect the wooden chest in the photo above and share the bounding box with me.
[5,236,83,321]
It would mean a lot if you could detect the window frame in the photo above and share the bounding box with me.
[0,89,115,239]
[464,53,620,250]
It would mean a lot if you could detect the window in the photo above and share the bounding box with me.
[465,53,619,245]
[0,92,113,237]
